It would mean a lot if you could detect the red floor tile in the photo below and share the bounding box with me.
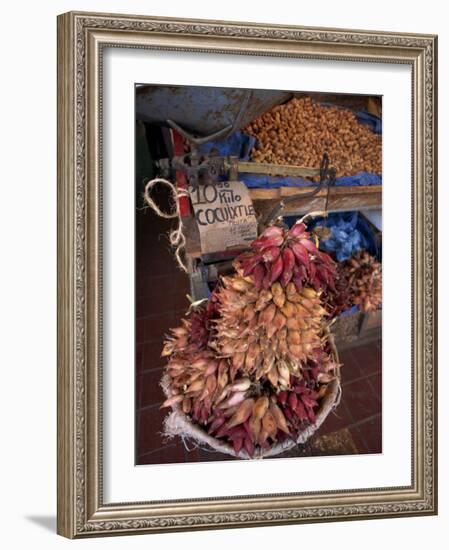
[367,372,382,402]
[318,400,354,436]
[196,448,236,462]
[173,288,191,310]
[137,443,186,465]
[350,343,381,376]
[138,368,165,409]
[348,426,368,453]
[136,295,160,320]
[135,343,143,373]
[183,446,202,462]
[343,378,381,424]
[136,319,145,344]
[136,283,190,319]
[350,415,382,454]
[137,406,174,457]
[142,340,165,371]
[137,271,189,298]
[135,379,141,411]
[143,311,176,343]
[338,349,365,383]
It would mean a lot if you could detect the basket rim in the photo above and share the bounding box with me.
[160,326,342,460]
[161,374,340,459]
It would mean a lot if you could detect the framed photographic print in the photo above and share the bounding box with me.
[57,11,437,538]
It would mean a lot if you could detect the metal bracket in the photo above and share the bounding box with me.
[166,91,253,189]
[260,153,337,228]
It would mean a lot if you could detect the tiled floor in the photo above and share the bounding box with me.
[135,204,382,465]
[319,342,382,453]
[135,189,191,464]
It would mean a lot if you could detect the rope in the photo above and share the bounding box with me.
[332,382,343,410]
[142,177,190,273]
[296,210,329,226]
[179,433,202,453]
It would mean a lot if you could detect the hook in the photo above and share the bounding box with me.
[260,153,337,229]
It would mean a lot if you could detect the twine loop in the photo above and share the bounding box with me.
[143,178,190,272]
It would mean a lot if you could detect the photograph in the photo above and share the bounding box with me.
[56,10,437,537]
[134,85,383,464]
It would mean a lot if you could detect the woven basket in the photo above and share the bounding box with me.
[161,328,341,460]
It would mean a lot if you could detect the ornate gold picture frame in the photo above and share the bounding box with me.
[57,11,437,538]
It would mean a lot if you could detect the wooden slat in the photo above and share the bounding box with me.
[249,185,381,200]
[251,185,382,217]
[183,215,202,261]
[183,185,382,264]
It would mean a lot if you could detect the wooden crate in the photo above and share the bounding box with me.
[332,309,381,349]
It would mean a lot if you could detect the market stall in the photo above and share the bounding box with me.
[135,85,382,461]
[137,85,382,341]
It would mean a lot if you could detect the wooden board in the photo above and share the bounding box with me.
[183,215,201,262]
[251,185,382,218]
[184,185,382,264]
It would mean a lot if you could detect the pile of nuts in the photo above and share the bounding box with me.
[243,96,382,176]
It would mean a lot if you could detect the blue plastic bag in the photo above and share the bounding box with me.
[287,211,379,261]
[355,110,382,134]
[198,130,256,161]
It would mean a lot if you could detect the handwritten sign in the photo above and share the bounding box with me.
[189,181,258,255]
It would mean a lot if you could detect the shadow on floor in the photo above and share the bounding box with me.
[25,515,56,533]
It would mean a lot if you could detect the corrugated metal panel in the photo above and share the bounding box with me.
[136,85,291,136]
